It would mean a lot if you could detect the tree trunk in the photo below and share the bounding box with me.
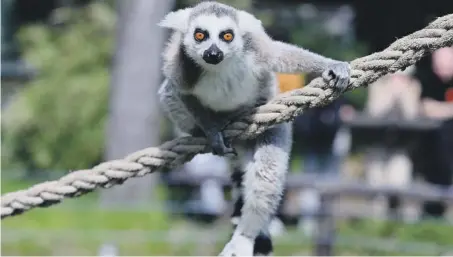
[100,0,175,207]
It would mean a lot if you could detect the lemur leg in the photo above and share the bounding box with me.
[220,123,292,257]
[230,169,274,256]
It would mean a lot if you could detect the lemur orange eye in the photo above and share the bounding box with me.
[195,32,205,41]
[223,32,233,41]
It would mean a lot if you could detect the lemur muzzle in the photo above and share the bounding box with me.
[203,44,224,64]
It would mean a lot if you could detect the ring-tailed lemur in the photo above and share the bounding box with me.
[157,2,350,256]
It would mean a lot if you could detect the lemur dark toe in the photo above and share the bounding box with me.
[328,69,336,78]
[211,144,237,156]
[224,146,238,157]
[253,232,273,256]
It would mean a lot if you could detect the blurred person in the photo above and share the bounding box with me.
[412,47,453,218]
[293,93,353,235]
[294,95,351,176]
[366,68,421,120]
[363,68,422,220]
[265,28,354,235]
[418,47,453,117]
[362,47,453,220]
[265,26,350,236]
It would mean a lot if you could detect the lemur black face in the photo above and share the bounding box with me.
[194,28,209,42]
[219,29,234,43]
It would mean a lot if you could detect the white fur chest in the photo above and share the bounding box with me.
[192,60,259,112]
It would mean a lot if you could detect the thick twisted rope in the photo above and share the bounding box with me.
[2,14,452,219]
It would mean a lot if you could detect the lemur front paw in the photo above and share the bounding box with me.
[322,62,350,90]
[219,234,254,257]
[208,132,237,157]
[211,140,237,157]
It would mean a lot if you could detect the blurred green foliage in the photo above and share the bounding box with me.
[1,2,115,171]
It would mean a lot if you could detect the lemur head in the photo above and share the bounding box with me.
[159,1,262,69]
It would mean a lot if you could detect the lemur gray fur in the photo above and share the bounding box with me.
[157,1,350,256]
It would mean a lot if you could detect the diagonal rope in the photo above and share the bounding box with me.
[2,14,452,219]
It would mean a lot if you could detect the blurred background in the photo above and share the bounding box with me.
[1,0,453,255]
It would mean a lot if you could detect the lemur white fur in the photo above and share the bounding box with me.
[157,2,350,256]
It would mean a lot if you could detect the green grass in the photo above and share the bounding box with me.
[2,208,170,230]
[339,218,453,247]
[2,176,453,256]
[3,203,453,255]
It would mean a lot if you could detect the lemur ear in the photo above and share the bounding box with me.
[237,10,263,34]
[158,8,192,32]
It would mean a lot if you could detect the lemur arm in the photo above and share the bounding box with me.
[266,40,350,89]
[268,41,342,74]
[179,93,237,156]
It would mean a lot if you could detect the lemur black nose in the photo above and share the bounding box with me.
[203,44,224,64]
